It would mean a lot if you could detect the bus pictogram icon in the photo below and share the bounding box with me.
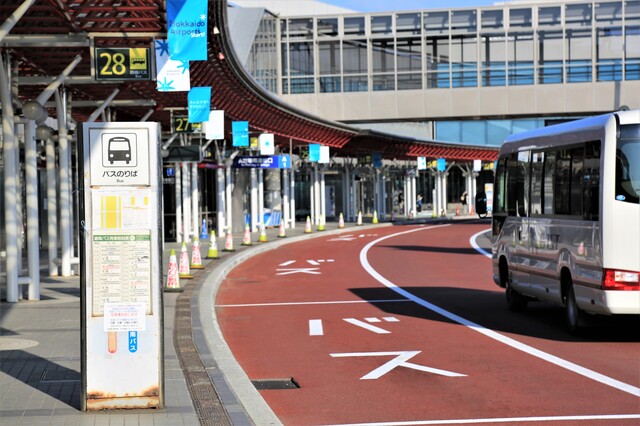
[101,133,137,168]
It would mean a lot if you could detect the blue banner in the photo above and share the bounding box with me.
[372,152,382,168]
[309,143,321,162]
[437,158,446,172]
[232,121,249,147]
[188,87,211,123]
[233,155,291,169]
[167,0,208,61]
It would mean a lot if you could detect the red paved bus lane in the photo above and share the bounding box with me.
[215,223,640,426]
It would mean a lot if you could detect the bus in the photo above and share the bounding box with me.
[490,110,639,331]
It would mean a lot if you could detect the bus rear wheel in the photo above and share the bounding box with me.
[565,284,586,333]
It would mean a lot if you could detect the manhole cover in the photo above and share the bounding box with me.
[252,378,299,390]
[0,338,39,351]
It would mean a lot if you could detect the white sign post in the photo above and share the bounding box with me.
[79,122,163,410]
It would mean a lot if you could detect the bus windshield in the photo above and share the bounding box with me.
[616,124,640,204]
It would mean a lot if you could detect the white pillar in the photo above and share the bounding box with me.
[216,166,226,236]
[258,169,265,229]
[175,163,182,243]
[55,91,72,277]
[191,163,199,238]
[0,56,19,301]
[442,172,448,215]
[319,168,326,221]
[381,172,387,220]
[410,173,417,217]
[225,165,233,232]
[181,162,191,241]
[46,136,58,276]
[24,120,40,299]
[250,167,258,231]
[289,167,296,228]
[281,169,289,229]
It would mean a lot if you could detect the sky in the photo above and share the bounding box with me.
[322,0,499,12]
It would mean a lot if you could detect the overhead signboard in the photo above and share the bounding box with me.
[163,145,203,163]
[232,155,290,169]
[94,47,151,81]
[173,116,202,133]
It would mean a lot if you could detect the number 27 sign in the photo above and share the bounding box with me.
[94,47,151,81]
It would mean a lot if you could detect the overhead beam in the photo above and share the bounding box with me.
[1,34,90,47]
[42,99,157,108]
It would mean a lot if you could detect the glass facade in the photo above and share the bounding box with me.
[245,12,279,94]
[278,0,640,95]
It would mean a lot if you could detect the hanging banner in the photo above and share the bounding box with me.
[259,133,275,155]
[437,158,446,172]
[232,121,249,147]
[309,143,320,162]
[155,39,190,92]
[319,145,330,164]
[204,110,224,140]
[188,87,211,123]
[372,152,382,168]
[417,156,427,170]
[166,0,208,61]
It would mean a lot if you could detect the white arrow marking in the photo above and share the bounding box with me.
[343,318,390,334]
[330,351,466,380]
[276,267,321,275]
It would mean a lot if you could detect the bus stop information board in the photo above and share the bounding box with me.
[79,122,163,411]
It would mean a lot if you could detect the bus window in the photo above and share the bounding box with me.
[583,141,600,220]
[570,146,584,216]
[530,151,544,215]
[543,150,556,214]
[555,149,571,214]
[506,151,529,217]
[616,124,640,204]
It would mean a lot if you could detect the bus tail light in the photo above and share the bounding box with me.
[603,269,640,290]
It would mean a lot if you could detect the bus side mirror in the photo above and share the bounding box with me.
[475,192,487,217]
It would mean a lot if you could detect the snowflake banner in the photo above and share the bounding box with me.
[155,39,190,92]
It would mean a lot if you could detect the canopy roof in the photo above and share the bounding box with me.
[1,0,498,161]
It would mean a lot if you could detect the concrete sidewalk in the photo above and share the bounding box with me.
[2,217,421,425]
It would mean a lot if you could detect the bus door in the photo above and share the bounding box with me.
[509,151,532,288]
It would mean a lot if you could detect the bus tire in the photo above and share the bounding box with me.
[506,282,528,312]
[565,284,586,333]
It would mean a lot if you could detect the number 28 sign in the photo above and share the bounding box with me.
[94,47,151,81]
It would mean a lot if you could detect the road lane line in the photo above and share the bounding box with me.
[327,413,640,426]
[309,319,324,336]
[216,299,410,308]
[360,225,640,398]
[469,228,492,258]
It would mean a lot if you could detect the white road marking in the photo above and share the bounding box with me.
[330,351,466,380]
[343,318,390,334]
[276,267,321,275]
[360,224,640,397]
[469,229,492,259]
[383,317,400,322]
[326,413,640,426]
[309,319,324,336]
[308,259,320,266]
[279,260,296,266]
[365,317,381,323]
[216,299,410,308]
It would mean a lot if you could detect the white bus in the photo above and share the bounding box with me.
[490,110,639,331]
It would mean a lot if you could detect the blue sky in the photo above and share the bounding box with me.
[323,0,497,12]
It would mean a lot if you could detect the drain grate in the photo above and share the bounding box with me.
[252,378,299,390]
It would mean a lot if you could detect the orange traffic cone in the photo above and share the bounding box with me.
[277,220,287,238]
[357,211,363,226]
[178,242,193,279]
[207,231,219,259]
[338,212,345,228]
[223,228,235,252]
[456,205,460,216]
[190,236,204,269]
[469,204,474,216]
[304,216,312,234]
[164,249,182,292]
[242,223,253,246]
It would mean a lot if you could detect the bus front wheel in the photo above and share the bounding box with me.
[501,260,527,312]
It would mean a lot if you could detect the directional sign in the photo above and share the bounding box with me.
[95,47,151,81]
[232,155,290,169]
